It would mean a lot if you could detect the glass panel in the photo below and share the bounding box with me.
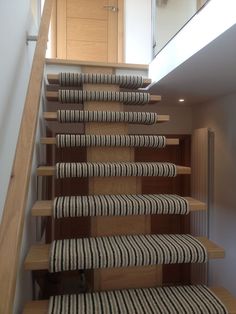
[152,0,209,57]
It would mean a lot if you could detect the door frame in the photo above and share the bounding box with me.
[51,0,124,62]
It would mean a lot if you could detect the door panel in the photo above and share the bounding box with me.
[67,18,108,42]
[67,41,108,62]
[67,0,108,20]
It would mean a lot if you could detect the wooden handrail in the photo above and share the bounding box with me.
[0,0,54,312]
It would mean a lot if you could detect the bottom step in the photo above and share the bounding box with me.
[24,286,236,314]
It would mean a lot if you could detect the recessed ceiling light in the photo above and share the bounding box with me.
[178,99,185,102]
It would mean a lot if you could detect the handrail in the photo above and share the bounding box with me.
[0,0,54,312]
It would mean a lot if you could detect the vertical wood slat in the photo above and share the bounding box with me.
[108,0,118,62]
[57,0,67,58]
[0,0,54,313]
[50,0,57,58]
[117,0,124,63]
[191,128,209,284]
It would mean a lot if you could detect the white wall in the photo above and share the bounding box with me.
[125,0,152,64]
[127,104,192,135]
[0,0,38,221]
[155,0,197,53]
[193,94,236,295]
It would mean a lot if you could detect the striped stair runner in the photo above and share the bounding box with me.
[56,162,177,178]
[58,90,151,105]
[48,285,228,314]
[56,134,167,148]
[50,234,207,273]
[24,70,232,314]
[53,194,189,218]
[57,110,160,124]
[58,72,146,89]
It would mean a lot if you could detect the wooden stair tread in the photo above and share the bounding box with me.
[46,91,161,103]
[40,137,179,146]
[25,244,50,270]
[32,197,207,217]
[23,300,49,314]
[24,237,224,271]
[23,287,236,314]
[47,74,152,87]
[36,165,191,176]
[43,111,170,123]
[211,287,236,314]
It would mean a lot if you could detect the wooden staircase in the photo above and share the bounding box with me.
[23,65,236,313]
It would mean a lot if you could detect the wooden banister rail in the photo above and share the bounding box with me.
[0,0,54,312]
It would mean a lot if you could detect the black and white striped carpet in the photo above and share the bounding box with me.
[58,90,150,105]
[56,162,177,178]
[59,73,144,89]
[53,194,189,218]
[57,110,159,124]
[56,134,166,148]
[49,234,207,272]
[48,285,228,314]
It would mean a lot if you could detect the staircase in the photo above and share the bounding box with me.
[23,64,235,313]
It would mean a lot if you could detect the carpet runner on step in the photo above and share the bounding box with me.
[57,110,159,124]
[48,285,228,314]
[59,90,150,105]
[53,194,189,218]
[50,234,207,272]
[56,162,177,178]
[56,134,166,148]
[59,73,145,89]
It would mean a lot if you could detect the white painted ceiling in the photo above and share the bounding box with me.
[149,23,236,106]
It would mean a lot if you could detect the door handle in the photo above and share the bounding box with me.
[103,5,118,12]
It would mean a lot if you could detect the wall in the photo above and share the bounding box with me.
[124,0,152,64]
[192,93,236,294]
[0,0,38,221]
[155,0,197,53]
[128,104,192,135]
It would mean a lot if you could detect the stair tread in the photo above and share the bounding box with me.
[36,165,191,176]
[43,111,170,123]
[24,300,49,314]
[24,237,224,271]
[32,197,207,217]
[46,91,161,103]
[23,287,236,314]
[47,74,152,87]
[40,136,179,146]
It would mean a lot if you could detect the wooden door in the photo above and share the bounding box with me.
[56,0,123,62]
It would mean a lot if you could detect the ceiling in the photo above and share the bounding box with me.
[149,23,236,106]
